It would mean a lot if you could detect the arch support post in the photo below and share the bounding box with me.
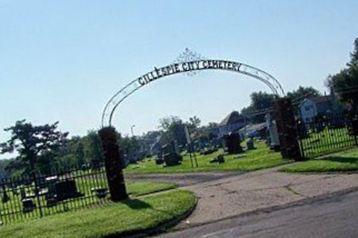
[274,98,303,161]
[98,127,128,201]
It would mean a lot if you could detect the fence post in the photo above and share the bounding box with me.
[274,97,303,161]
[98,127,128,201]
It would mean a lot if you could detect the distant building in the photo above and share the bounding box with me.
[239,122,267,139]
[216,111,247,138]
[299,94,343,123]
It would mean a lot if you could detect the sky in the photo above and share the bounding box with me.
[1,0,358,159]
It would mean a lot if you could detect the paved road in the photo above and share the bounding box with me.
[126,172,242,187]
[157,190,358,238]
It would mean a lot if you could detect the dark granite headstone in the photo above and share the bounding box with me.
[225,133,243,154]
[22,198,36,213]
[55,179,83,201]
[162,141,182,166]
[246,138,255,150]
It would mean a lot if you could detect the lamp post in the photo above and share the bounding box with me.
[131,125,135,137]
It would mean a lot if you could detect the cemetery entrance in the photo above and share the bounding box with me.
[99,53,303,202]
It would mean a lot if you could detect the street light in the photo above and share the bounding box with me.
[130,125,135,137]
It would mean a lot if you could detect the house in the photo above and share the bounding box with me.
[239,122,267,139]
[216,111,247,138]
[299,94,342,123]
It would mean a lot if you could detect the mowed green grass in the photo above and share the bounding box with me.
[0,190,196,238]
[280,147,358,173]
[127,181,177,196]
[125,141,290,174]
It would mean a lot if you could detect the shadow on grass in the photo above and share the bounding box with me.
[121,198,178,219]
[122,198,152,210]
[321,156,358,164]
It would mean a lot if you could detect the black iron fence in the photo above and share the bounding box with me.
[0,166,109,225]
[297,113,358,158]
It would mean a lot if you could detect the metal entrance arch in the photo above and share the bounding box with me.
[101,59,285,127]
[97,57,305,202]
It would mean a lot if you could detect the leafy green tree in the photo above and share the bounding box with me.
[75,142,86,166]
[286,86,321,102]
[241,92,276,123]
[86,131,104,168]
[349,38,358,65]
[186,116,201,138]
[196,122,218,140]
[0,159,10,179]
[118,135,141,162]
[327,38,358,113]
[0,120,68,176]
[188,116,201,129]
[159,116,187,147]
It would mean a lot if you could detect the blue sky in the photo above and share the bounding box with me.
[0,0,357,157]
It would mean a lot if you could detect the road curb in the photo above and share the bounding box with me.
[170,186,358,232]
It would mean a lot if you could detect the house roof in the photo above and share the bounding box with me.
[239,122,266,134]
[219,111,245,126]
[309,95,331,104]
[300,95,332,108]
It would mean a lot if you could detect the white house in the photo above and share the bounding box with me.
[299,95,336,123]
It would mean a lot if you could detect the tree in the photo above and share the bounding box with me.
[0,120,68,176]
[196,122,218,140]
[158,116,187,147]
[188,116,201,129]
[186,116,201,138]
[118,135,141,162]
[75,142,85,166]
[241,92,276,123]
[327,38,358,113]
[349,38,358,65]
[250,92,276,110]
[158,116,181,131]
[86,131,104,168]
[286,86,321,102]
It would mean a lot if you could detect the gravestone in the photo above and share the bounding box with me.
[45,176,59,206]
[91,188,108,199]
[55,179,83,201]
[266,113,280,150]
[155,157,164,165]
[246,138,255,150]
[22,198,36,213]
[224,133,243,154]
[162,141,182,166]
[210,154,225,163]
[1,185,9,203]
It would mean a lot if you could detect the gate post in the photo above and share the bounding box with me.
[98,127,128,201]
[274,97,303,161]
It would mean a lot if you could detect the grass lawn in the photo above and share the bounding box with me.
[0,190,196,238]
[125,141,291,174]
[280,147,358,173]
[127,181,177,196]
